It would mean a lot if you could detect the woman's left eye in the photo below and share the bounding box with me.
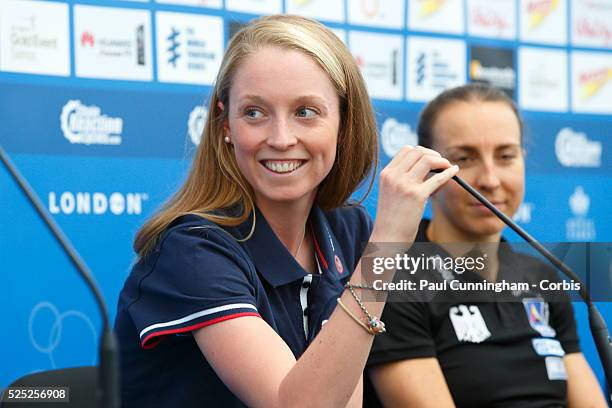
[296,107,318,118]
[245,108,264,119]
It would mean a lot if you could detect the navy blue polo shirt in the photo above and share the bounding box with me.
[115,204,372,407]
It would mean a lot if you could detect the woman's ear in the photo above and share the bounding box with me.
[217,101,230,134]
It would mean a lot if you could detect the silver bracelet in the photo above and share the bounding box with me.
[343,284,386,335]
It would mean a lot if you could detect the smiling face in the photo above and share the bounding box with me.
[430,100,525,241]
[224,46,340,210]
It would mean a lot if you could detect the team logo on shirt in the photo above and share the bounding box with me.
[522,298,556,338]
[334,255,344,274]
[449,305,491,343]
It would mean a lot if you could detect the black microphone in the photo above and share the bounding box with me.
[0,146,120,408]
[431,168,612,394]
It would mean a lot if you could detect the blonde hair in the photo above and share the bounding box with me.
[135,15,378,256]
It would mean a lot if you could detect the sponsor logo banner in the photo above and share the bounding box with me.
[519,47,568,112]
[467,0,516,39]
[347,0,405,29]
[225,0,282,14]
[0,83,203,158]
[408,0,465,34]
[0,0,70,76]
[155,0,222,7]
[350,31,403,100]
[572,0,612,48]
[470,46,515,99]
[156,12,223,85]
[49,191,149,216]
[74,5,152,81]
[566,186,596,240]
[519,0,567,45]
[380,117,418,158]
[61,100,123,146]
[520,117,610,173]
[406,36,466,102]
[513,202,535,224]
[555,127,602,168]
[571,51,612,114]
[286,0,344,23]
[188,105,208,146]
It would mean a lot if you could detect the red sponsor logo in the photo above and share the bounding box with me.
[579,68,608,84]
[575,18,612,45]
[527,0,555,14]
[471,8,510,32]
[81,31,95,47]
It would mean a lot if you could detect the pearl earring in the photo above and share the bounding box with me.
[224,136,231,144]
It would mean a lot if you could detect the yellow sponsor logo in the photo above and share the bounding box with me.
[579,67,612,99]
[526,0,559,29]
[419,0,447,18]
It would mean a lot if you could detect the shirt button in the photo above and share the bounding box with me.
[303,307,309,316]
[302,281,311,289]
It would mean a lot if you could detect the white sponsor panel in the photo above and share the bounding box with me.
[519,0,567,45]
[60,100,123,146]
[572,0,612,48]
[406,36,466,102]
[467,0,516,39]
[518,47,568,112]
[408,0,465,34]
[349,31,403,100]
[156,12,223,85]
[188,105,208,146]
[48,192,149,215]
[381,118,418,158]
[286,0,344,23]
[225,0,282,14]
[155,0,222,7]
[0,0,70,76]
[571,51,612,114]
[555,128,602,168]
[74,5,152,81]
[347,0,405,29]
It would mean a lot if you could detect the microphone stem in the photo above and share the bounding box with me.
[0,146,120,408]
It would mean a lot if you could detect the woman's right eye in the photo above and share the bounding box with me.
[453,157,470,165]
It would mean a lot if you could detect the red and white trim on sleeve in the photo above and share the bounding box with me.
[139,303,260,349]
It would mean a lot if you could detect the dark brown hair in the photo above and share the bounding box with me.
[417,83,523,149]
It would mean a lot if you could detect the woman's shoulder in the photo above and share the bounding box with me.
[139,213,249,269]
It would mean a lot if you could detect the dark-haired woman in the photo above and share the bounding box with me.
[365,83,606,408]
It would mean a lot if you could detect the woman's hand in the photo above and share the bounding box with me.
[371,146,457,244]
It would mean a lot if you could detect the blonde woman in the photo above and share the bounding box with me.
[114,15,457,408]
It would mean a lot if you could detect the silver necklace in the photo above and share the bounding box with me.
[294,225,307,258]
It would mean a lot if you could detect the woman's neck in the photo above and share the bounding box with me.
[427,215,501,282]
[427,215,501,244]
[255,194,316,273]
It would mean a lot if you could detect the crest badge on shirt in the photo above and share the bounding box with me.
[522,298,556,338]
[449,304,491,343]
[334,255,344,274]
